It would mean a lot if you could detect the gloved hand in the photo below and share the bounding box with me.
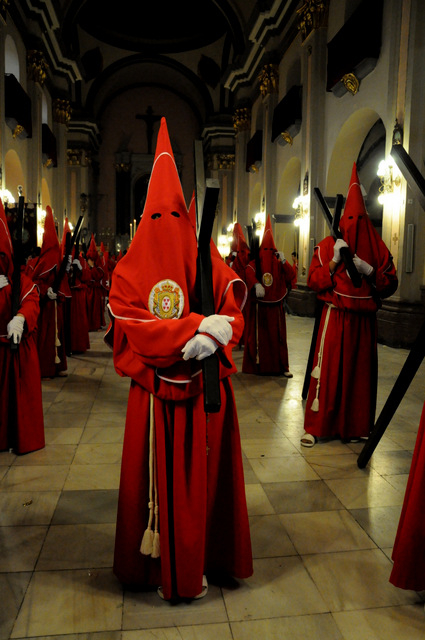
[182,334,218,361]
[231,251,237,258]
[72,258,82,270]
[65,255,72,273]
[0,275,9,289]
[47,287,57,300]
[275,251,286,263]
[7,314,25,344]
[198,314,234,345]
[332,238,349,263]
[255,282,266,298]
[353,254,374,276]
[105,280,110,288]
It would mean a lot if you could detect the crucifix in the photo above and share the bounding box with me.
[136,106,162,154]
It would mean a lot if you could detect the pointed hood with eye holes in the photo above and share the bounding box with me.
[32,206,61,279]
[257,215,288,302]
[339,163,383,270]
[109,117,198,322]
[232,222,250,267]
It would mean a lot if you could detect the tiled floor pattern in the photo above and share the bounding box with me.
[1,315,424,639]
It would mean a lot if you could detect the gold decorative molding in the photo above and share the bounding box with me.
[53,99,72,125]
[67,148,83,166]
[27,50,48,86]
[208,153,235,170]
[342,72,359,95]
[232,107,251,133]
[114,162,131,173]
[280,131,293,146]
[258,63,279,97]
[12,124,25,139]
[297,1,329,42]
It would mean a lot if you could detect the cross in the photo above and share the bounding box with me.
[136,106,162,154]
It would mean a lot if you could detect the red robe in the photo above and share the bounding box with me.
[303,232,397,439]
[390,400,425,591]
[69,263,90,354]
[106,117,252,600]
[86,264,105,331]
[0,199,45,454]
[242,226,293,375]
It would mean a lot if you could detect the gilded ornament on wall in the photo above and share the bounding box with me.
[53,99,72,125]
[296,0,329,42]
[342,72,359,95]
[232,107,251,133]
[27,50,48,86]
[258,64,279,97]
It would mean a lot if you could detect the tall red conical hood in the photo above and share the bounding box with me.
[100,241,106,254]
[60,217,71,260]
[86,234,99,262]
[233,222,250,263]
[0,198,14,279]
[32,206,60,278]
[340,162,381,269]
[109,117,198,322]
[257,215,286,301]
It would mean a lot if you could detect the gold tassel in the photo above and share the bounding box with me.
[54,300,61,364]
[311,397,319,412]
[311,365,320,379]
[140,395,155,556]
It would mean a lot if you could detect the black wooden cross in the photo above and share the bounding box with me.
[136,106,162,154]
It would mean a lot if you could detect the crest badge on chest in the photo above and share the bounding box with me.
[149,279,184,319]
[262,272,273,287]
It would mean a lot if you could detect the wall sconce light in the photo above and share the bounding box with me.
[0,188,15,204]
[292,195,309,228]
[254,211,265,238]
[377,159,401,204]
[217,233,230,258]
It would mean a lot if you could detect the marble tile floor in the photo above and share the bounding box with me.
[1,315,425,639]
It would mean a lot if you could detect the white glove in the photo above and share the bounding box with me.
[72,258,82,270]
[231,251,237,257]
[333,238,349,263]
[105,280,110,287]
[0,275,9,289]
[276,251,286,263]
[198,314,234,346]
[65,255,72,273]
[7,314,25,344]
[182,334,218,361]
[255,282,266,298]
[353,254,374,276]
[47,287,57,300]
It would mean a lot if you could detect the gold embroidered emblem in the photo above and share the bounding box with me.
[263,272,273,287]
[149,279,184,319]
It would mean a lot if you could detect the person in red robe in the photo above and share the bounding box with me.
[99,241,110,313]
[300,163,398,447]
[106,117,252,601]
[31,206,69,378]
[68,247,91,354]
[389,399,425,593]
[0,198,45,454]
[85,235,105,331]
[242,215,294,376]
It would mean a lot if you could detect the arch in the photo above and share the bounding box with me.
[4,150,25,200]
[326,108,386,237]
[326,107,384,196]
[85,54,214,126]
[249,182,262,220]
[5,35,19,78]
[275,156,302,258]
